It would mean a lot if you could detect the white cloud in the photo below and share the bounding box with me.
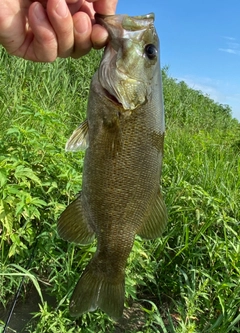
[177,76,224,102]
[228,42,240,49]
[219,37,240,56]
[223,36,236,41]
[219,48,240,55]
[176,75,240,120]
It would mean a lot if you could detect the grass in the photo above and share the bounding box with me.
[0,45,239,332]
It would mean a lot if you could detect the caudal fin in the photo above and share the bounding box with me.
[69,263,125,320]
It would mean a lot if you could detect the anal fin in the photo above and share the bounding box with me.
[57,192,95,244]
[137,188,167,239]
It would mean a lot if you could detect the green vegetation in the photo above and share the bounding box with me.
[0,46,239,332]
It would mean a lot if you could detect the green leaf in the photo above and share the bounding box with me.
[14,165,42,185]
[1,264,44,305]
[6,127,20,135]
[0,169,7,187]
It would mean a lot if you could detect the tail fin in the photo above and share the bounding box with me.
[69,262,125,320]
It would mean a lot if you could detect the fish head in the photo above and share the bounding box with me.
[96,13,160,111]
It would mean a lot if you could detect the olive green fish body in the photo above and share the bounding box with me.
[58,13,167,320]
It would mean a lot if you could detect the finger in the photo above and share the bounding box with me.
[87,0,118,49]
[20,2,58,61]
[0,3,26,54]
[91,24,108,49]
[60,0,82,17]
[30,0,48,7]
[71,11,93,58]
[46,0,74,58]
[87,0,118,15]
[65,0,82,3]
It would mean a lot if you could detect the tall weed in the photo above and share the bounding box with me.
[0,46,239,332]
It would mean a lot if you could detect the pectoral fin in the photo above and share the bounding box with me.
[57,193,95,244]
[137,188,167,239]
[65,119,89,151]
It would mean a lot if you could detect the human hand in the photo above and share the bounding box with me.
[0,0,118,62]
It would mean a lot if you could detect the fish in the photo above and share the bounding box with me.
[57,12,167,320]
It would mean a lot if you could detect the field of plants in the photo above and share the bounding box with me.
[0,45,239,332]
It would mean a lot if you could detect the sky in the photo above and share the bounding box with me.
[116,0,240,121]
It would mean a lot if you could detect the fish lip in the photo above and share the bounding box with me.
[94,12,155,23]
[95,13,115,23]
[94,13,115,32]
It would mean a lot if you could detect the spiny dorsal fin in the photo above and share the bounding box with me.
[137,188,167,239]
[57,193,95,244]
[65,119,89,151]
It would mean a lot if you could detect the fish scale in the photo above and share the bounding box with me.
[57,13,167,320]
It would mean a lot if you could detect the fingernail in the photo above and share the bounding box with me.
[55,0,68,18]
[75,15,89,34]
[34,3,47,21]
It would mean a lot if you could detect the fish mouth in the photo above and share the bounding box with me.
[95,13,155,46]
[96,13,156,111]
[95,13,155,31]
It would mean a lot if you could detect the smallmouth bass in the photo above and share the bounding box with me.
[58,13,167,320]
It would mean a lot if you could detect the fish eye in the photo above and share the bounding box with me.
[144,44,157,60]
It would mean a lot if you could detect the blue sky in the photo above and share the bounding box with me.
[116,0,240,121]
